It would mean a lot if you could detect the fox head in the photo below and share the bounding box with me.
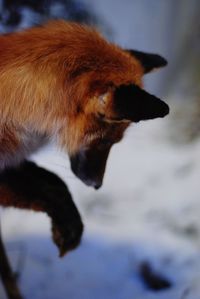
[68,50,168,188]
[39,22,169,188]
[55,26,169,188]
[0,21,169,188]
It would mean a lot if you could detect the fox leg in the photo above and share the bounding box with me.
[0,160,83,257]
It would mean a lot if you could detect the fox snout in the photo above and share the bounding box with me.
[70,147,110,189]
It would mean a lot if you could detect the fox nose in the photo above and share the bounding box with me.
[94,181,102,190]
[84,178,102,189]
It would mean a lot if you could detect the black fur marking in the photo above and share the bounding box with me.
[127,49,168,73]
[113,84,169,122]
[70,146,110,189]
[0,160,83,256]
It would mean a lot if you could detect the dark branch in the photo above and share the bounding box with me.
[0,222,24,299]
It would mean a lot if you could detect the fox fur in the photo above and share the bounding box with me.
[0,20,143,168]
[0,20,169,255]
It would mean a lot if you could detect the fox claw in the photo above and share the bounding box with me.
[52,220,84,257]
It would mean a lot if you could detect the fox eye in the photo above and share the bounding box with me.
[98,112,105,119]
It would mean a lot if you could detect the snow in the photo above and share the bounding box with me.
[1,115,200,299]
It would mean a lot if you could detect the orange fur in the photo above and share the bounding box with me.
[0,20,143,164]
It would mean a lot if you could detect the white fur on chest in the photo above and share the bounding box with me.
[0,127,48,171]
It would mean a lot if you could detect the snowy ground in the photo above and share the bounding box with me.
[1,113,200,299]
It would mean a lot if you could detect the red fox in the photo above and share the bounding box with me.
[0,20,169,256]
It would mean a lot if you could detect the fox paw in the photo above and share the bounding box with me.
[51,219,84,257]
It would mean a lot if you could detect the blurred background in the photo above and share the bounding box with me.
[0,1,200,298]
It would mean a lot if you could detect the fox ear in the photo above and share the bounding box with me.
[112,84,169,122]
[126,49,168,73]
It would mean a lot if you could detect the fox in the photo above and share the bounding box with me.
[0,20,169,256]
